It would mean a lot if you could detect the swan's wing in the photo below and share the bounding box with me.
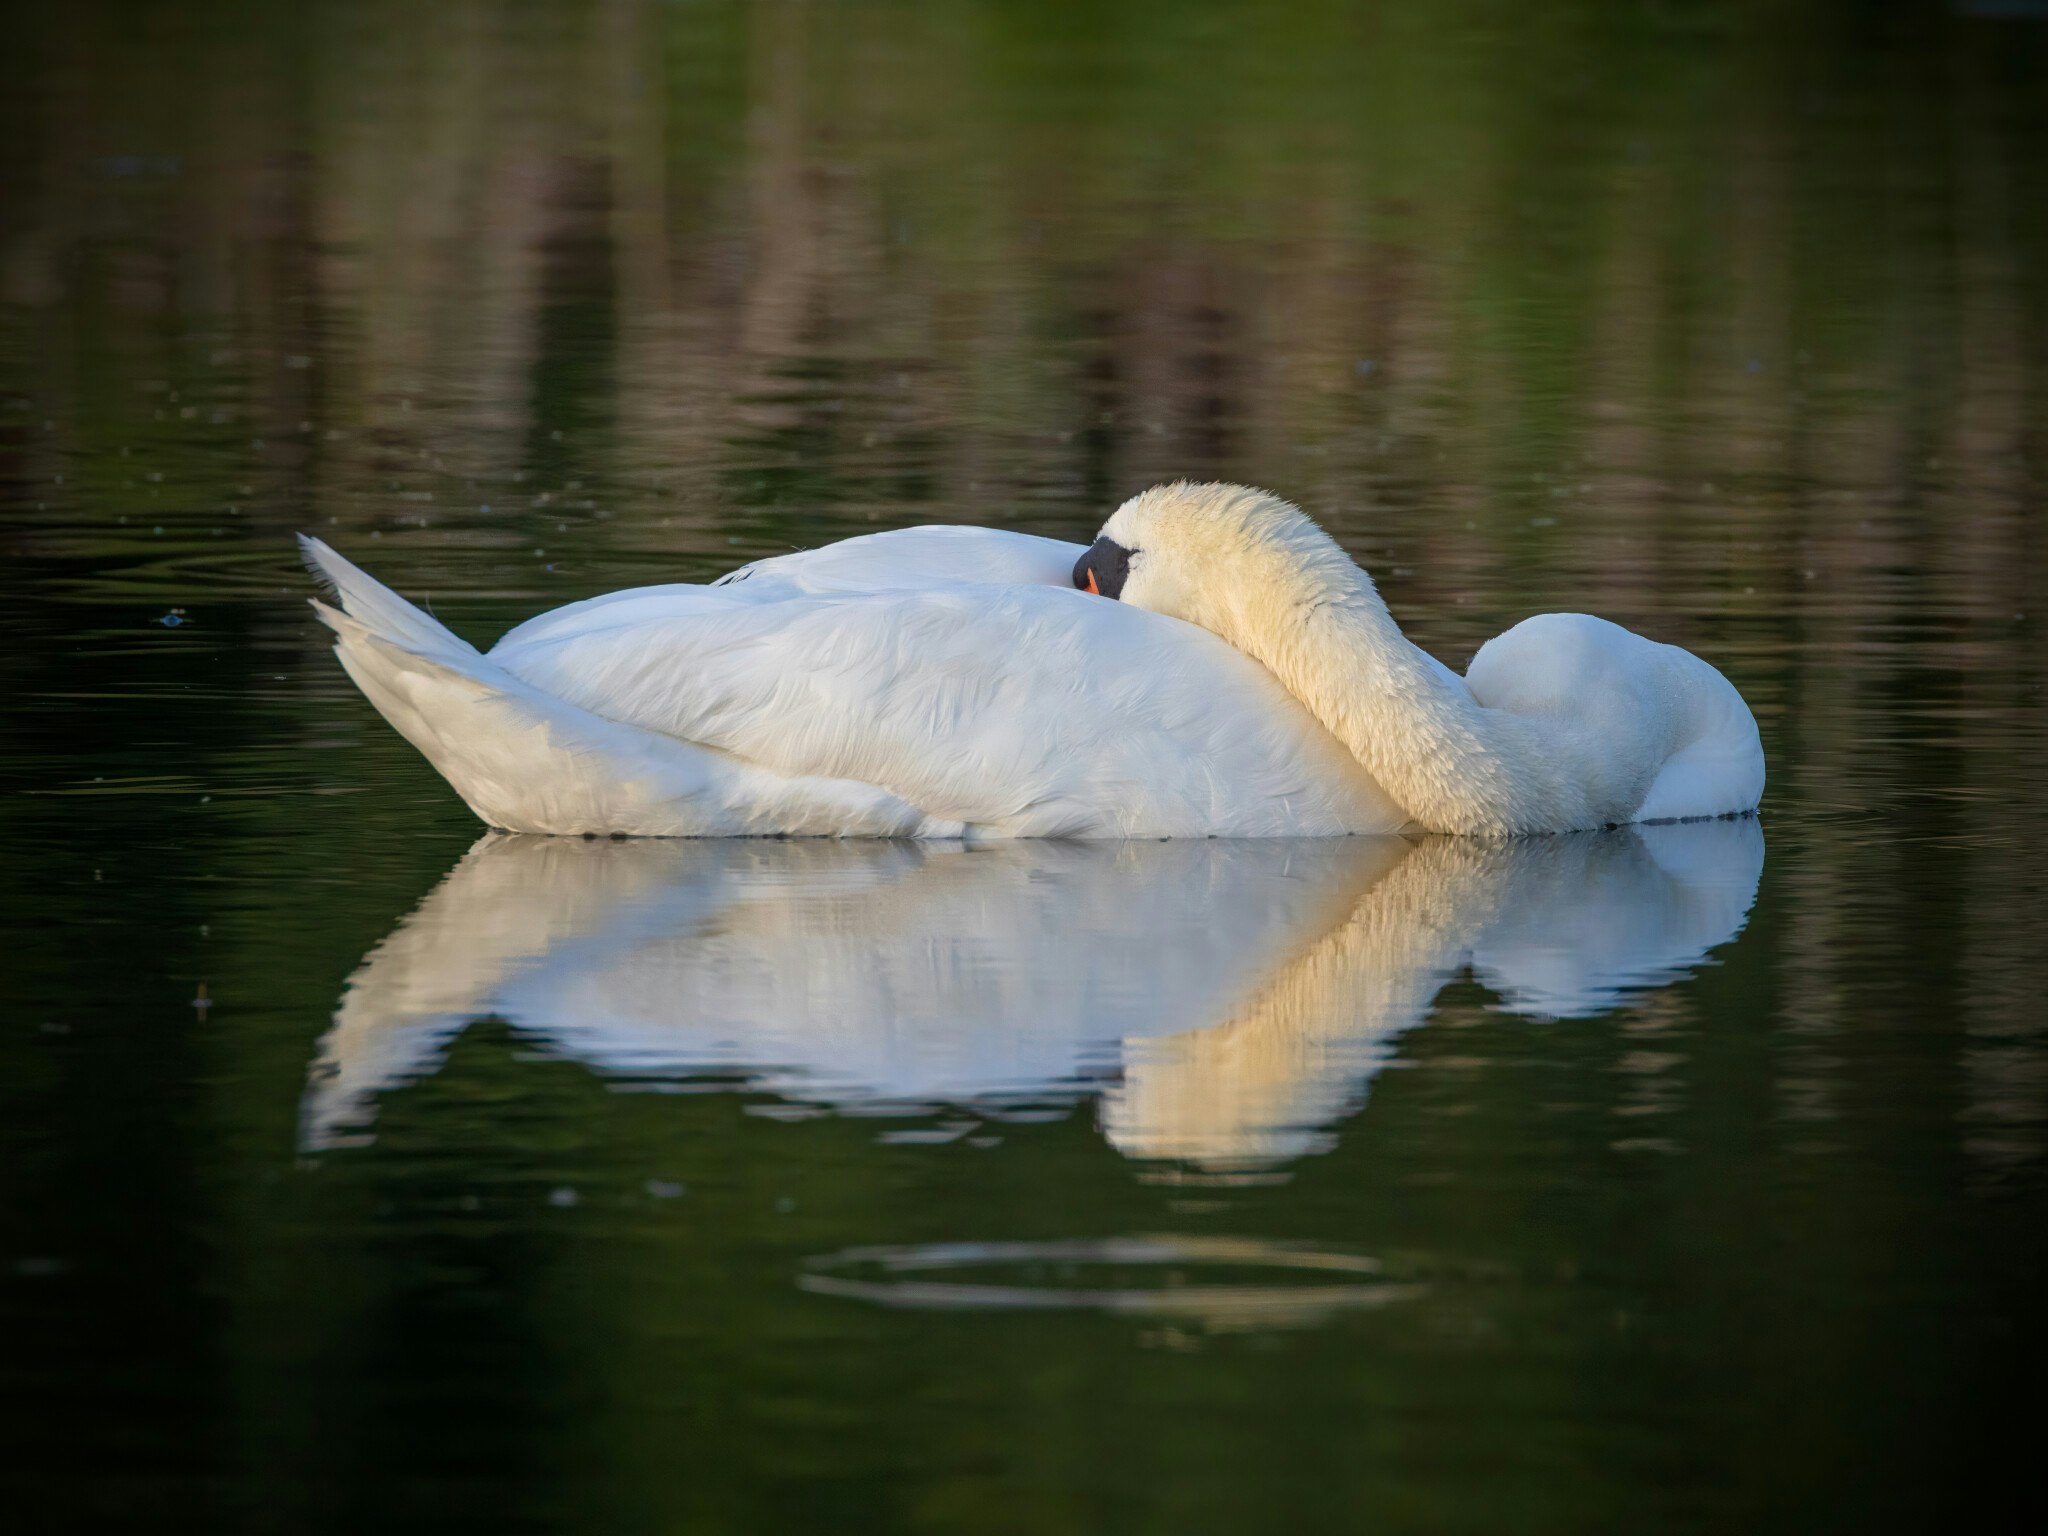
[716,525,1083,596]
[488,539,1405,838]
[494,526,1081,650]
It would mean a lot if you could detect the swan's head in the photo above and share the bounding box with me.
[1073,481,1366,640]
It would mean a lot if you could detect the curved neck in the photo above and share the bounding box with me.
[1215,562,1550,836]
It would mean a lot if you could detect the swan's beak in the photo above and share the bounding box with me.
[1073,537,1131,600]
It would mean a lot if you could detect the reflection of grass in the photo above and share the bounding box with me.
[4,0,2040,583]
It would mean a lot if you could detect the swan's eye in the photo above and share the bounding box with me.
[1073,537,1133,600]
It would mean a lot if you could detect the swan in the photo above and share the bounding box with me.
[300,820,1765,1165]
[304,481,1762,837]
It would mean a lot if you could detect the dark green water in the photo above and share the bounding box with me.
[4,2,2046,1531]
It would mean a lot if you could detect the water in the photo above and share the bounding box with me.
[3,1,2045,1530]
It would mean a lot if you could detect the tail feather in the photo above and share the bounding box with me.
[301,535,946,837]
[298,534,476,661]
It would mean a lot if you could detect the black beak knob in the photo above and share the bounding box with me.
[1073,537,1131,600]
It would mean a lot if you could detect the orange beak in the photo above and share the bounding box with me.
[1083,568,1100,595]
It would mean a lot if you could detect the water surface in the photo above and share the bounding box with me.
[3,2,2045,1531]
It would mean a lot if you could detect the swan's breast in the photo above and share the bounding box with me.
[1468,612,1763,823]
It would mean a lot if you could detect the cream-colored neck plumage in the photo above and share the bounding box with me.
[1111,484,1566,836]
[1229,547,1550,836]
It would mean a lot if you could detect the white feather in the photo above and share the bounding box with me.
[303,483,1763,839]
[303,526,1405,837]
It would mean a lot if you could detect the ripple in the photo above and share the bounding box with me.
[797,1236,1423,1329]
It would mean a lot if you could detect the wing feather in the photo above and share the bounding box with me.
[487,531,1405,837]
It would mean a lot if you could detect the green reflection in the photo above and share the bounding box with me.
[2,0,2044,1531]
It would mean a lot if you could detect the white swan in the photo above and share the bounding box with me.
[305,481,1762,836]
[300,820,1765,1165]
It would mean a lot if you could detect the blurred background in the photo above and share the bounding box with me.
[2,1,2044,1531]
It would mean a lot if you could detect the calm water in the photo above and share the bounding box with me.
[4,2,2046,1531]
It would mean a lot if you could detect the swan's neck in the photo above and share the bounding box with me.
[1218,561,1552,836]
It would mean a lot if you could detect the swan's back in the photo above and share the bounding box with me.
[492,526,1081,651]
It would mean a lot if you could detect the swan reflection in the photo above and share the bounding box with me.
[304,821,1763,1166]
